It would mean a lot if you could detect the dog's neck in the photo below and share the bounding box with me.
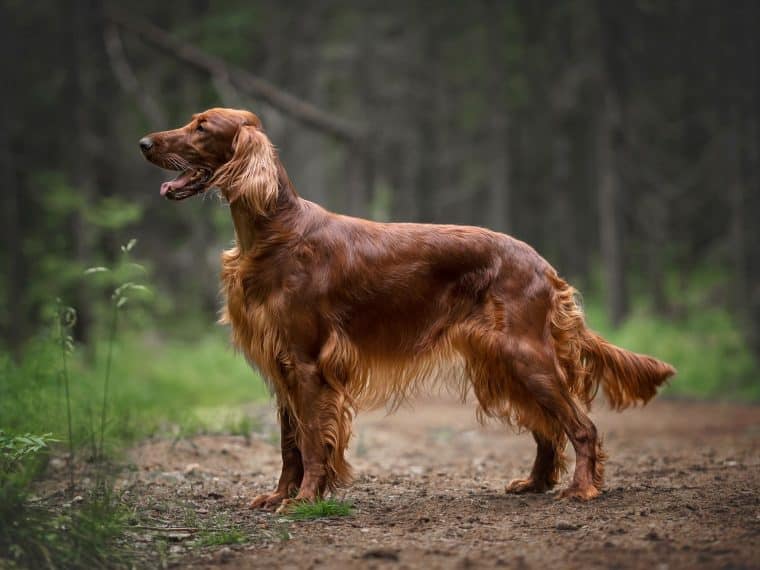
[229,160,300,252]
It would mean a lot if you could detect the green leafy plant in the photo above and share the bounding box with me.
[0,240,154,568]
[85,238,151,462]
[55,298,77,490]
[0,431,57,473]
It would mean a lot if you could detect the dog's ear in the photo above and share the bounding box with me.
[211,124,279,214]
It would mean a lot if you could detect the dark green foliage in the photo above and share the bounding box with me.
[586,300,759,401]
[0,483,132,569]
[0,430,131,569]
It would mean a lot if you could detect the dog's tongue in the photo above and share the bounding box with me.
[160,170,194,196]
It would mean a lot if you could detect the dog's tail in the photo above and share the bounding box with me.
[547,271,676,409]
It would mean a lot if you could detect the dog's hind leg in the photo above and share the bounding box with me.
[463,333,569,495]
[461,326,563,494]
[461,305,604,500]
[506,428,567,494]
[511,353,605,500]
[554,401,605,500]
[470,331,603,501]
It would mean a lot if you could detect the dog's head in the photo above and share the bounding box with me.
[139,108,279,213]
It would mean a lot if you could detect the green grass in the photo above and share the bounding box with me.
[286,498,354,520]
[0,329,270,455]
[195,528,247,547]
[187,511,248,548]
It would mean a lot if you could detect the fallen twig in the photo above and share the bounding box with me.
[130,525,200,533]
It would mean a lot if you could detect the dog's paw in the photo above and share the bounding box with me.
[556,484,600,501]
[249,492,287,510]
[504,477,552,495]
[505,477,551,494]
[274,498,300,514]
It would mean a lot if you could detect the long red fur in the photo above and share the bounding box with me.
[141,108,676,505]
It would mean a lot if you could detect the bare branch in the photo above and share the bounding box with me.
[211,74,248,109]
[103,23,166,127]
[105,8,367,143]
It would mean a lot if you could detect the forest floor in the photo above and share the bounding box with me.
[55,397,760,569]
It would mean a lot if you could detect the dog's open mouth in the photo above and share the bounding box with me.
[160,168,212,201]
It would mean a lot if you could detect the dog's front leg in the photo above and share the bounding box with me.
[276,367,353,512]
[250,406,303,509]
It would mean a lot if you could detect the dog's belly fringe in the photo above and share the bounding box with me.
[225,301,473,413]
[321,331,472,413]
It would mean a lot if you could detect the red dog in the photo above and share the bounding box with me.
[140,108,675,511]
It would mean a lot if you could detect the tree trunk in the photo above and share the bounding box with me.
[67,0,103,344]
[647,209,669,316]
[0,105,25,355]
[345,145,375,218]
[741,1,760,358]
[414,22,439,223]
[346,5,375,218]
[596,90,628,326]
[596,0,629,326]
[0,3,24,354]
[483,0,512,234]
[551,133,576,276]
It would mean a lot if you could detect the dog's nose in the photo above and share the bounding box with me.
[139,137,154,152]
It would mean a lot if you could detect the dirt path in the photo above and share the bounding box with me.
[125,398,760,569]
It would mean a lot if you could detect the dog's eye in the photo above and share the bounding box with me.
[196,124,205,133]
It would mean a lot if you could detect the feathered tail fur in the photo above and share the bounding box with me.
[548,271,676,410]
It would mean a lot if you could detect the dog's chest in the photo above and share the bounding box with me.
[219,248,285,385]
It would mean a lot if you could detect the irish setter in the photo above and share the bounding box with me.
[140,108,675,510]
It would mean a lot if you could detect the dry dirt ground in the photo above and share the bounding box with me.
[122,398,759,569]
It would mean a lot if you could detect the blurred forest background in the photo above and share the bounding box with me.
[1,1,759,565]
[2,0,760,406]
